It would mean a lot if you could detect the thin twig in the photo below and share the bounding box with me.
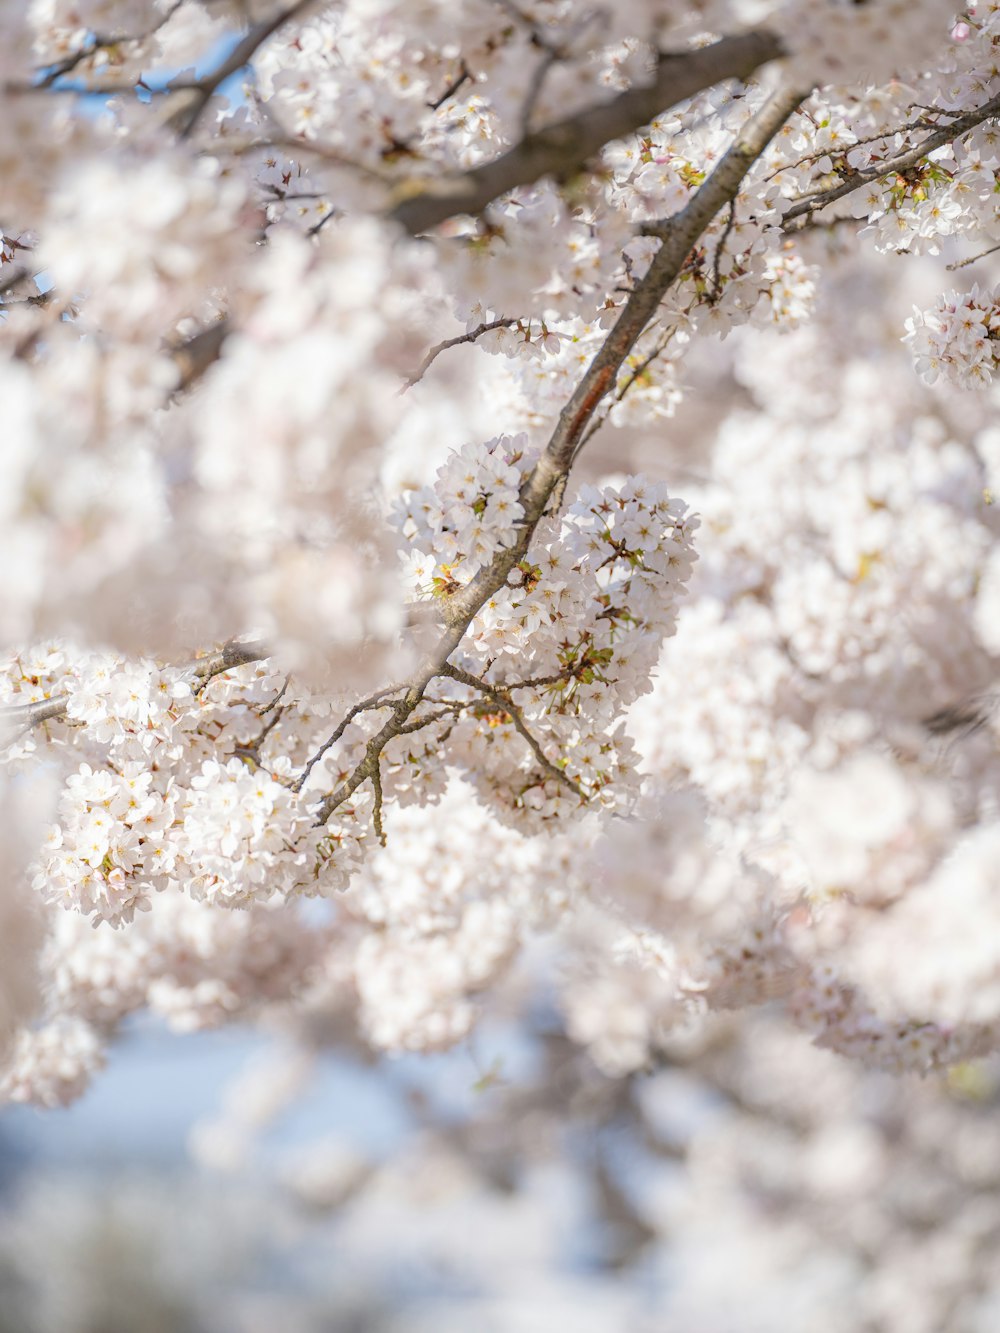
[924,693,999,738]
[294,686,406,792]
[709,201,736,303]
[781,91,1000,230]
[492,0,562,134]
[230,703,287,769]
[947,241,1000,272]
[402,317,516,390]
[394,706,457,735]
[171,0,316,138]
[0,639,271,748]
[258,675,291,715]
[428,60,471,111]
[786,212,861,236]
[307,208,339,237]
[19,0,182,90]
[440,662,586,798]
[520,48,559,135]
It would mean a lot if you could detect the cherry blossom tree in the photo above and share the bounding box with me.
[2,0,1000,1166]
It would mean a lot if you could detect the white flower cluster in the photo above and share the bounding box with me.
[35,762,177,926]
[458,476,697,823]
[904,283,1000,387]
[177,759,313,908]
[593,783,797,1012]
[395,436,527,592]
[5,0,1000,1110]
[41,153,246,342]
[50,891,329,1035]
[461,474,699,677]
[3,645,382,938]
[0,1015,104,1107]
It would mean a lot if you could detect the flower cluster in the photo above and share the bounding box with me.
[40,153,247,342]
[904,283,1000,387]
[34,763,177,926]
[395,436,527,592]
[4,0,1000,1114]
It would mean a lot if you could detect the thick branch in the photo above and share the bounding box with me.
[171,319,229,391]
[387,29,784,235]
[542,85,807,475]
[192,639,271,687]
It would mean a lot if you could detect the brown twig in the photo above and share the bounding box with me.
[230,703,287,770]
[0,639,271,748]
[402,317,517,390]
[439,661,587,799]
[428,60,472,111]
[15,0,183,90]
[947,241,1000,272]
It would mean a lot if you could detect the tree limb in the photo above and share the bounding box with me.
[171,0,318,137]
[387,29,784,235]
[294,685,406,793]
[171,320,230,391]
[30,1,183,88]
[191,639,271,687]
[313,84,805,826]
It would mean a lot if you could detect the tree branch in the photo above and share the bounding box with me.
[428,60,471,112]
[30,1,183,88]
[439,661,587,800]
[293,685,406,792]
[402,317,516,390]
[170,0,318,138]
[387,29,784,235]
[191,639,271,689]
[313,84,805,827]
[171,319,230,391]
[0,640,270,749]
[781,92,1000,231]
[554,85,806,473]
[947,241,1000,272]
